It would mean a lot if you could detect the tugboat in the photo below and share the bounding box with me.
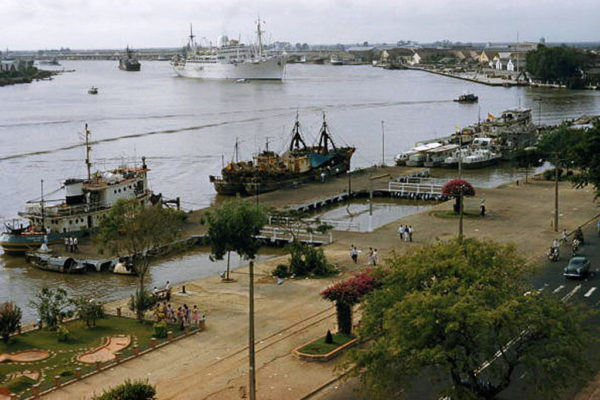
[88,86,98,95]
[454,93,478,103]
[0,125,154,255]
[210,114,355,195]
[118,46,141,71]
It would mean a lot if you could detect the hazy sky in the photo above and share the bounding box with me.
[1,0,599,50]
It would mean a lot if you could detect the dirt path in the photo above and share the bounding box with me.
[42,179,600,399]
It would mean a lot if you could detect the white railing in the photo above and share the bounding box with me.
[387,181,444,195]
[257,226,333,244]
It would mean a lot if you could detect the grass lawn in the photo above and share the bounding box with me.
[0,316,181,399]
[433,210,482,219]
[298,333,355,355]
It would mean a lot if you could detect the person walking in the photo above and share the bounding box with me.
[68,237,74,253]
[64,237,69,252]
[192,305,200,328]
[372,249,378,266]
[398,225,404,239]
[562,229,569,244]
[165,281,171,301]
[367,247,374,266]
[408,226,413,242]
[350,245,358,264]
[73,237,79,253]
[403,226,410,242]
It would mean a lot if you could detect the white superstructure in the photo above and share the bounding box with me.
[171,20,286,80]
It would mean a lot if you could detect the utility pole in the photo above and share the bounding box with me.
[85,124,92,180]
[381,120,385,166]
[554,155,559,232]
[248,260,256,400]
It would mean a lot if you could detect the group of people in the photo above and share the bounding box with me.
[348,245,378,266]
[154,302,205,330]
[64,236,79,253]
[548,227,585,260]
[397,225,414,242]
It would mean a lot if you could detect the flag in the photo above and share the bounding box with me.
[454,125,460,131]
[487,113,496,120]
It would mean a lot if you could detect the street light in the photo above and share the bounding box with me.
[347,170,352,195]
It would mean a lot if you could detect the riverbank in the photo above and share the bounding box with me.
[0,69,59,86]
[407,65,525,87]
[40,176,600,399]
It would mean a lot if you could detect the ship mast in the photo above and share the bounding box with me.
[189,24,196,53]
[85,124,92,180]
[256,18,263,59]
[289,112,307,151]
[40,179,45,231]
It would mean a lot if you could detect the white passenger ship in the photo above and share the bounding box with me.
[0,125,155,255]
[171,20,286,80]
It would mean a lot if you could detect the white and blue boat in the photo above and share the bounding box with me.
[0,125,154,255]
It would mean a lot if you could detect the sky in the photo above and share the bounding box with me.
[1,0,599,50]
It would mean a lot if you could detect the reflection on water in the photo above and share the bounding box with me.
[0,247,282,323]
[314,198,433,232]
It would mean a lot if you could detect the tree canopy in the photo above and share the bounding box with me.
[526,45,596,88]
[96,199,186,319]
[203,199,268,280]
[351,238,594,399]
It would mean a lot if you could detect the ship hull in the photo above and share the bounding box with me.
[119,62,141,71]
[0,231,85,255]
[172,57,286,80]
[462,157,500,169]
[212,151,353,196]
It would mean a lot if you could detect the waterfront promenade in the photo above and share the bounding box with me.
[41,176,600,399]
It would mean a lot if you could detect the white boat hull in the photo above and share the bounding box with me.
[172,58,286,80]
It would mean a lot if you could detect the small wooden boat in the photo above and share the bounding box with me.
[88,86,98,95]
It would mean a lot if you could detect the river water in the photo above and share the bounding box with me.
[1,61,600,321]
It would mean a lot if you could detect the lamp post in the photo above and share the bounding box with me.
[347,170,352,195]
[248,260,256,400]
[381,120,385,166]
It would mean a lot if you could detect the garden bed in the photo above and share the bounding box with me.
[0,316,191,399]
[292,333,357,362]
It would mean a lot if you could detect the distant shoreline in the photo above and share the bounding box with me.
[0,69,60,87]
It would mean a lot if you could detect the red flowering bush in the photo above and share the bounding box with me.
[321,269,385,335]
[0,302,22,343]
[441,179,475,213]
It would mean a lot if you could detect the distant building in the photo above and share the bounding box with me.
[346,46,379,62]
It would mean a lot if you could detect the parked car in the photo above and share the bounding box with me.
[563,256,591,279]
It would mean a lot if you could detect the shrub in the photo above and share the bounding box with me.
[286,241,337,277]
[3,376,36,393]
[543,168,564,181]
[0,302,22,343]
[92,379,156,400]
[272,264,290,278]
[128,290,156,320]
[58,369,75,377]
[56,326,71,342]
[153,321,168,339]
[28,288,72,331]
[71,297,105,328]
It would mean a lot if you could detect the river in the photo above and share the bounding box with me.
[1,61,599,321]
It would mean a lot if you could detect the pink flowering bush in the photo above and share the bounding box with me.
[321,270,384,335]
[441,179,475,213]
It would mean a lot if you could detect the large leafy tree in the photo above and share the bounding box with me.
[352,238,593,400]
[569,121,600,198]
[96,199,186,320]
[203,199,268,280]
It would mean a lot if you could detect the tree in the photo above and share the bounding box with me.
[203,199,268,281]
[96,199,186,320]
[0,302,22,343]
[71,297,105,328]
[352,239,593,400]
[29,288,72,330]
[568,121,600,198]
[526,45,594,88]
[512,147,544,183]
[321,270,384,335]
